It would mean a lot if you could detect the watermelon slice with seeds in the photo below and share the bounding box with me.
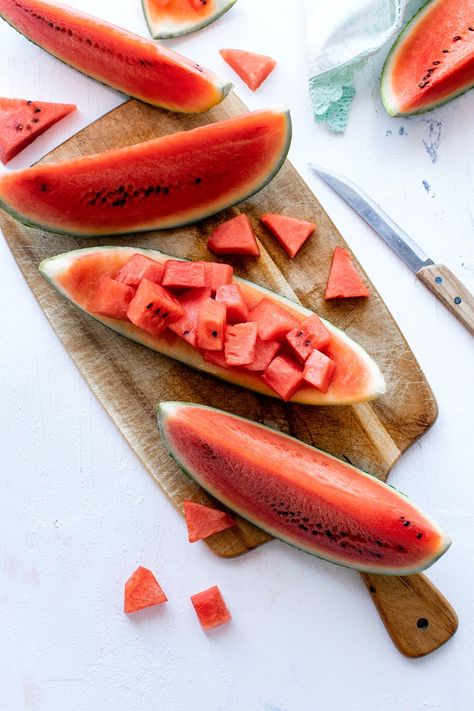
[261,213,315,258]
[184,500,236,542]
[220,49,276,91]
[124,566,167,613]
[0,97,76,164]
[325,247,369,299]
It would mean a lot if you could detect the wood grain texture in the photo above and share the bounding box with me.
[417,263,474,335]
[0,95,454,657]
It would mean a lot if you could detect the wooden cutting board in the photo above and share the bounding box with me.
[0,95,457,656]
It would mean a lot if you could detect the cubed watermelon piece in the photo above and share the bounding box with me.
[89,277,136,320]
[207,214,260,257]
[220,49,276,91]
[262,354,303,401]
[196,298,226,350]
[286,314,331,362]
[261,213,315,258]
[184,500,236,543]
[190,585,232,631]
[225,322,258,366]
[248,298,300,341]
[199,261,234,294]
[127,278,184,336]
[124,566,167,613]
[162,260,205,289]
[115,253,164,287]
[304,349,335,392]
[202,349,229,368]
[168,287,211,346]
[245,337,281,371]
[215,284,249,323]
[325,247,369,299]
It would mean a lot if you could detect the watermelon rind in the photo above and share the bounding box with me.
[381,0,474,117]
[158,402,451,574]
[143,0,238,39]
[39,245,386,406]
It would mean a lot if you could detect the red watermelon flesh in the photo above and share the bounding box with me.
[196,297,226,350]
[303,349,335,393]
[325,247,369,299]
[183,500,236,542]
[262,353,304,401]
[199,261,233,294]
[124,566,167,613]
[220,49,276,91]
[162,260,205,289]
[261,213,315,258]
[225,322,258,366]
[208,214,260,256]
[215,283,249,323]
[245,337,281,372]
[0,97,75,164]
[168,287,211,346]
[248,298,300,341]
[115,253,164,287]
[202,348,228,369]
[89,277,136,320]
[190,585,232,631]
[127,278,184,336]
[286,314,331,363]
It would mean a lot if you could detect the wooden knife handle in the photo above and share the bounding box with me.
[417,263,474,335]
[361,571,458,657]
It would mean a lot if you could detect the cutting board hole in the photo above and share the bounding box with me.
[417,617,429,630]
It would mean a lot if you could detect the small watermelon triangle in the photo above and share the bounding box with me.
[184,500,236,542]
[219,49,276,91]
[325,247,369,299]
[124,566,168,613]
[0,97,76,164]
[261,213,315,258]
[207,214,260,256]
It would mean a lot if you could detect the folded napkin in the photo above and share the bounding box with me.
[304,0,411,133]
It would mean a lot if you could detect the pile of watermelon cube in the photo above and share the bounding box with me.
[90,253,335,400]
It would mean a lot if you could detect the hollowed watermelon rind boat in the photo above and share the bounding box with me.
[142,0,238,39]
[158,402,451,575]
[39,246,386,406]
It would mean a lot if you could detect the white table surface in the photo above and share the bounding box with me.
[1,1,473,709]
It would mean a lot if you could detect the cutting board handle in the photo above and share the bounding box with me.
[361,571,458,657]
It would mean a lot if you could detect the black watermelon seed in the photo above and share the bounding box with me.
[32,117,40,123]
[133,189,140,197]
[183,329,190,336]
[433,60,441,65]
[298,524,308,531]
[195,177,202,184]
[375,540,383,547]
[155,186,161,193]
[40,184,48,192]
[211,330,218,337]
[296,330,303,337]
[417,532,423,539]
[304,339,311,347]
[325,530,332,538]
[112,200,121,207]
[442,49,449,52]
[101,197,107,203]
[453,35,462,41]
[26,100,32,105]
[117,185,125,193]
[86,38,92,45]
[146,303,153,309]
[67,29,73,35]
[163,187,170,195]
[89,199,96,206]
[16,123,23,130]
[403,520,411,527]
[154,308,161,315]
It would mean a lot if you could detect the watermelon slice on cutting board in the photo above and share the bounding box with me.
[143,0,238,39]
[261,213,315,258]
[184,500,236,542]
[381,0,474,116]
[0,97,76,164]
[325,247,369,299]
[220,49,277,91]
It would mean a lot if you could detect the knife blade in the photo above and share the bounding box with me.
[309,164,474,336]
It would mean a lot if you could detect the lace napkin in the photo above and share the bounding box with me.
[304,0,411,133]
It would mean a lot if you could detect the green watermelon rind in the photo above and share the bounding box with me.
[0,107,291,237]
[381,0,474,117]
[38,245,386,406]
[157,401,451,574]
[142,0,239,39]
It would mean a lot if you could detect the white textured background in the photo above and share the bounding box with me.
[1,1,474,709]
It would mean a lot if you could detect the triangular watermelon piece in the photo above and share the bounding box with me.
[261,213,315,258]
[325,247,369,299]
[219,49,276,91]
[207,214,260,256]
[184,500,236,542]
[0,97,76,164]
[124,566,168,613]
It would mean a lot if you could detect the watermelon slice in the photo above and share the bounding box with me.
[381,0,474,116]
[124,566,167,613]
[260,213,315,259]
[40,246,386,405]
[89,277,136,320]
[190,585,232,631]
[224,322,258,366]
[248,298,300,341]
[159,402,451,575]
[162,260,205,289]
[196,297,226,350]
[116,253,164,287]
[245,337,281,372]
[220,49,276,91]
[0,0,230,113]
[325,247,369,299]
[262,354,304,401]
[207,214,260,257]
[215,284,249,323]
[183,500,236,542]
[303,349,335,393]
[143,0,238,39]
[168,287,211,346]
[0,97,76,164]
[127,279,184,336]
[199,261,233,294]
[0,107,291,236]
[286,314,331,363]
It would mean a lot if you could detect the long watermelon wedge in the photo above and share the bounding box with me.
[158,402,451,574]
[0,0,230,113]
[0,107,291,236]
[39,246,386,406]
[143,0,238,39]
[381,0,474,116]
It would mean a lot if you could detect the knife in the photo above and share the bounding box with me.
[309,164,474,336]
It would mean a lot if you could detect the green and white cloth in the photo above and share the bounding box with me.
[304,0,411,133]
